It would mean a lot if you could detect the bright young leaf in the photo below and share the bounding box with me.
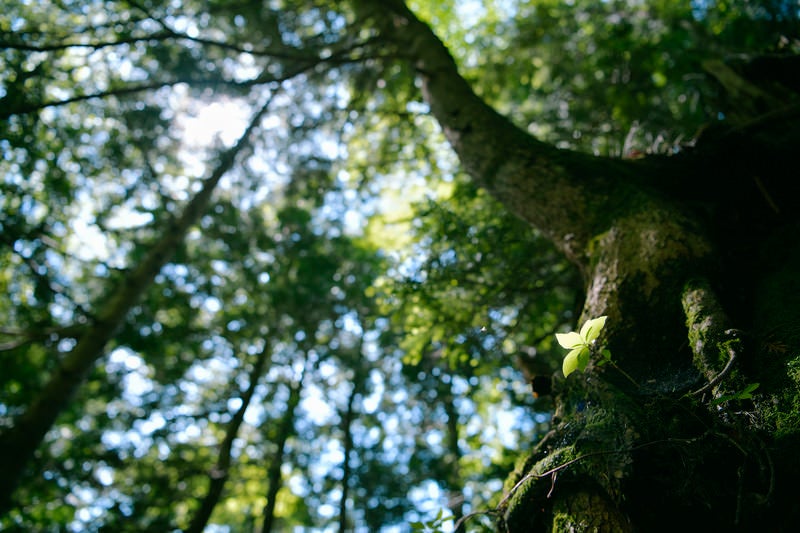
[563,347,587,377]
[580,315,607,344]
[556,331,584,349]
[557,316,608,377]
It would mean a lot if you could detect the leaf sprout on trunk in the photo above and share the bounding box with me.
[556,316,638,386]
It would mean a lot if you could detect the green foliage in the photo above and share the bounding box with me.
[556,316,608,377]
[712,382,760,405]
[418,0,799,155]
[410,508,454,532]
[765,356,800,436]
[383,179,580,375]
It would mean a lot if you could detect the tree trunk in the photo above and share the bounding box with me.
[260,370,305,533]
[358,2,800,530]
[442,386,465,532]
[0,99,273,515]
[185,340,272,533]
[337,381,357,533]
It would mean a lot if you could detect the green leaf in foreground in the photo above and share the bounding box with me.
[557,316,607,377]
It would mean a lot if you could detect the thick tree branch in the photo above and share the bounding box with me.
[352,0,639,262]
[0,37,379,120]
[0,31,174,52]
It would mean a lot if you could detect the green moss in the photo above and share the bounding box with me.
[761,356,800,437]
[787,357,800,385]
[502,445,580,530]
[503,383,641,526]
[552,490,631,532]
[551,491,593,531]
[588,209,711,301]
[681,279,744,391]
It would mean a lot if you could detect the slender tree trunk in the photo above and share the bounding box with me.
[185,340,272,533]
[260,370,305,533]
[0,99,273,515]
[441,387,464,532]
[337,383,357,533]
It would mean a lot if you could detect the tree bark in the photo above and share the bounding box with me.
[0,99,273,515]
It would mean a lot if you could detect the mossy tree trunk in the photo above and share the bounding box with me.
[359,2,800,530]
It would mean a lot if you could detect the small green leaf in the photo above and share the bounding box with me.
[711,382,760,405]
[580,316,607,344]
[577,346,591,369]
[556,331,584,349]
[562,347,584,377]
[740,382,759,398]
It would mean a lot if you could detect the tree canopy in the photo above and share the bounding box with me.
[2,0,799,531]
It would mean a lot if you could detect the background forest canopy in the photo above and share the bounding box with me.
[1,0,798,531]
